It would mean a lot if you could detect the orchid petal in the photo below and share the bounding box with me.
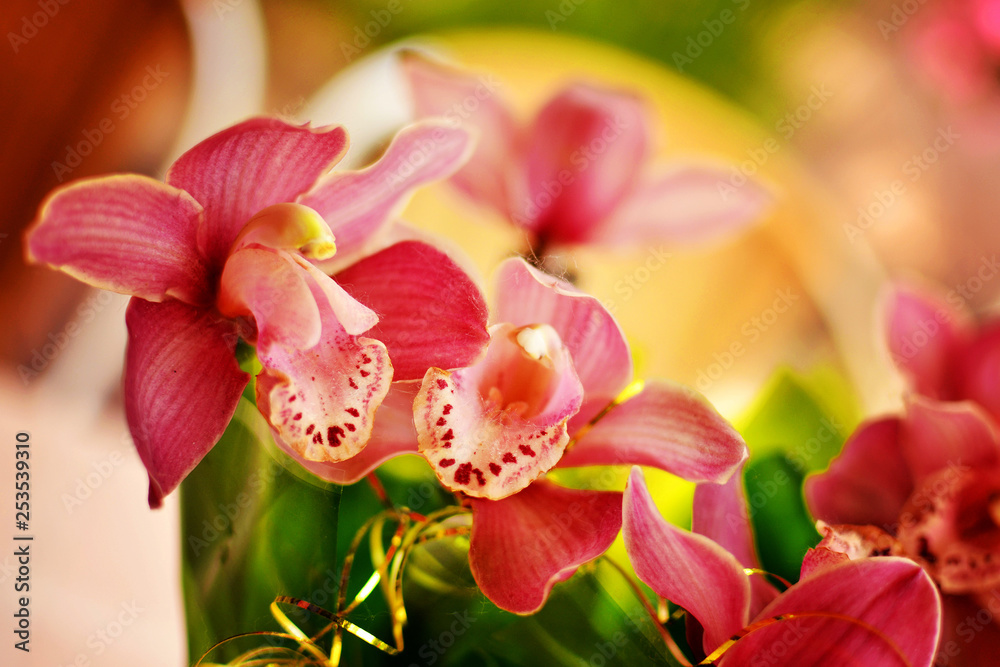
[255,268,392,463]
[494,258,632,426]
[594,165,770,246]
[901,396,1000,483]
[124,298,248,508]
[559,381,748,485]
[886,283,973,399]
[416,324,583,499]
[400,51,516,217]
[805,418,914,529]
[166,118,348,266]
[807,523,904,574]
[335,240,490,381]
[623,467,750,654]
[799,547,851,580]
[298,121,473,260]
[217,247,321,350]
[717,558,941,667]
[468,479,622,614]
[270,382,419,484]
[292,255,379,336]
[26,175,209,304]
[520,83,649,244]
[957,321,1000,422]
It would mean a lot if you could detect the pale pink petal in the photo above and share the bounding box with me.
[255,267,392,464]
[468,479,622,614]
[217,247,321,350]
[957,321,1000,422]
[559,381,748,485]
[807,523,905,575]
[124,298,249,508]
[400,51,517,217]
[26,175,209,304]
[165,118,348,266]
[593,165,770,247]
[292,255,378,336]
[799,547,851,580]
[806,418,914,529]
[334,240,489,381]
[297,121,473,260]
[693,465,779,616]
[415,324,583,499]
[494,258,632,426]
[623,467,750,654]
[901,396,1000,483]
[717,558,941,667]
[519,83,649,244]
[271,382,419,484]
[886,283,973,399]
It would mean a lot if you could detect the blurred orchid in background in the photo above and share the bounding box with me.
[626,466,942,666]
[401,51,771,259]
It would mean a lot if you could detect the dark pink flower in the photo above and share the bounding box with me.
[26,118,489,507]
[401,52,770,253]
[627,466,941,666]
[807,396,1000,666]
[307,258,748,613]
[886,281,1000,423]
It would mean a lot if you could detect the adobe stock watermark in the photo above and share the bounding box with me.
[51,64,170,182]
[61,449,126,514]
[55,600,144,667]
[7,0,70,54]
[877,0,930,40]
[340,0,407,62]
[695,288,800,391]
[406,611,476,666]
[843,126,959,243]
[717,84,834,201]
[545,0,587,30]
[672,0,751,72]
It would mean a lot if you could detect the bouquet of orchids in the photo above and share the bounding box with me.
[25,51,962,666]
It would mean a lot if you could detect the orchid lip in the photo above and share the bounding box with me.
[230,202,337,259]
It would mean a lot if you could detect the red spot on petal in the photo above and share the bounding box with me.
[362,355,372,364]
[346,407,360,417]
[473,468,486,486]
[440,458,456,468]
[306,424,315,435]
[489,463,501,476]
[436,379,448,390]
[288,395,297,402]
[539,430,547,436]
[441,429,454,441]
[436,417,446,426]
[312,431,323,444]
[454,462,473,484]
[443,404,453,415]
[519,444,536,457]
[349,378,358,389]
[360,370,370,377]
[293,413,303,421]
[328,426,345,447]
[345,423,356,432]
[503,453,517,464]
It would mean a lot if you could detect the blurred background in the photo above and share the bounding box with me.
[2,0,999,664]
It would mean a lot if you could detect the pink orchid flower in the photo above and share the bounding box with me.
[886,281,1000,424]
[807,396,1000,666]
[25,117,489,507]
[401,52,770,253]
[626,466,942,666]
[301,258,748,613]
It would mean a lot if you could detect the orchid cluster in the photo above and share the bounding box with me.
[25,54,951,666]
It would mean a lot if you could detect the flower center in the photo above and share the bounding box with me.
[897,465,1000,594]
[231,202,337,260]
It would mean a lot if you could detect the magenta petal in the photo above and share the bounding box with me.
[520,84,649,244]
[124,298,249,508]
[26,175,209,304]
[298,121,473,260]
[468,479,622,614]
[623,468,750,654]
[166,118,349,266]
[901,396,1000,483]
[255,267,392,464]
[594,165,770,246]
[718,558,941,667]
[494,258,632,425]
[335,240,489,381]
[400,52,517,217]
[886,283,972,399]
[957,321,1000,422]
[272,382,419,484]
[805,417,914,528]
[559,381,748,485]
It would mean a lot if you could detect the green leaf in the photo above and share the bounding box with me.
[181,376,342,662]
